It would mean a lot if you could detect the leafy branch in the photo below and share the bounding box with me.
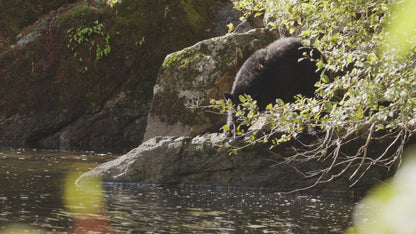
[208,0,416,190]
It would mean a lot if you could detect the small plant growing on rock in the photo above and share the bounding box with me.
[66,20,111,72]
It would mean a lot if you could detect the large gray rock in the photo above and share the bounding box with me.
[144,29,279,140]
[0,0,218,153]
[0,90,149,153]
[78,133,391,193]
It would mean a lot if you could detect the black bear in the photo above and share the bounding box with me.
[224,37,324,133]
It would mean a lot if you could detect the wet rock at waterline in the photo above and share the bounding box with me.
[78,133,390,193]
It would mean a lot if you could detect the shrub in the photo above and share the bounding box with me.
[210,0,416,190]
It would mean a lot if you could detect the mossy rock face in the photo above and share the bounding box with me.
[0,0,217,153]
[0,0,78,50]
[144,29,279,140]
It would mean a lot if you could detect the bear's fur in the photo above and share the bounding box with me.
[224,37,324,133]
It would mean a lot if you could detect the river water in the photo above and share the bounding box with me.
[0,148,356,233]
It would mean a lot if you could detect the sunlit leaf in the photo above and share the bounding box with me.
[239,95,246,103]
[321,74,330,83]
[276,99,284,106]
[323,102,333,112]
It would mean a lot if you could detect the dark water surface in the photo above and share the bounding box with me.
[0,148,356,233]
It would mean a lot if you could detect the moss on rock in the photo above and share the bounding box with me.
[0,0,218,152]
[144,29,279,140]
[0,0,78,49]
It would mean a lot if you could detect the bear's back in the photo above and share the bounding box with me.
[231,37,321,109]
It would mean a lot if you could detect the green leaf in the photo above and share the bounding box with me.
[276,99,284,106]
[227,23,234,33]
[321,74,330,83]
[239,95,246,103]
[254,12,263,18]
[302,30,311,37]
[323,102,333,112]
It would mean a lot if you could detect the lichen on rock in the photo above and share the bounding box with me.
[144,28,279,140]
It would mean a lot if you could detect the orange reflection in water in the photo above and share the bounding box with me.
[72,210,113,234]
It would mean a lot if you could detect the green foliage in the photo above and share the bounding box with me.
[1,0,218,117]
[106,0,121,8]
[225,0,416,143]
[233,0,266,17]
[66,20,111,72]
[212,0,416,188]
[227,23,235,33]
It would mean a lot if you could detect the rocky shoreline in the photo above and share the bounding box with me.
[1,0,394,192]
[78,133,391,193]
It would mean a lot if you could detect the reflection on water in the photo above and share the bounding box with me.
[0,148,116,232]
[105,184,355,233]
[0,148,356,233]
